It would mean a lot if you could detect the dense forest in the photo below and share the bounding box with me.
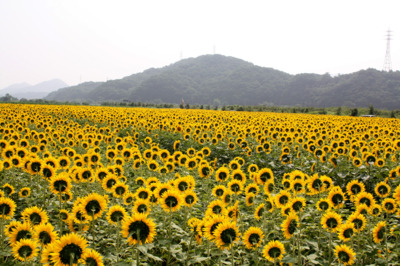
[45,54,400,109]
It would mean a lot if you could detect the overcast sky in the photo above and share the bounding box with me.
[0,0,399,89]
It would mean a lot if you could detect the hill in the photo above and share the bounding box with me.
[1,79,68,99]
[45,55,400,109]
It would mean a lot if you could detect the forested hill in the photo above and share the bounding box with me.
[45,54,400,109]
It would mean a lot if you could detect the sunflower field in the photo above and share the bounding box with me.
[0,103,400,265]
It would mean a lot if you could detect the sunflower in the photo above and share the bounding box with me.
[183,190,198,207]
[321,175,333,191]
[67,217,90,233]
[354,192,375,210]
[316,198,332,211]
[9,222,32,245]
[2,183,15,196]
[59,209,70,222]
[154,183,172,199]
[175,177,191,193]
[112,181,129,198]
[82,193,107,220]
[262,240,285,263]
[33,223,58,246]
[215,167,230,182]
[337,223,355,242]
[372,221,386,244]
[227,179,244,195]
[213,220,240,250]
[58,156,71,169]
[135,187,150,201]
[307,174,323,195]
[106,205,128,225]
[122,192,135,206]
[198,164,213,178]
[371,204,382,217]
[206,200,226,216]
[203,214,226,240]
[254,203,265,220]
[256,168,274,185]
[245,183,260,196]
[0,197,17,220]
[289,197,306,213]
[382,198,397,214]
[12,238,39,262]
[50,173,72,195]
[374,181,391,198]
[41,244,55,265]
[102,175,118,193]
[275,190,291,209]
[82,248,104,266]
[245,193,255,207]
[212,185,227,198]
[121,213,156,245]
[328,188,346,209]
[346,180,365,197]
[133,199,151,215]
[290,179,305,194]
[281,211,299,239]
[347,212,366,232]
[21,206,49,226]
[51,232,88,266]
[160,190,183,212]
[321,211,342,232]
[242,227,264,249]
[247,164,259,174]
[334,244,356,265]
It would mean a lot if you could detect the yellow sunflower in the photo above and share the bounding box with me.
[132,198,151,215]
[347,212,367,232]
[160,190,183,212]
[256,168,274,185]
[106,205,128,225]
[182,190,198,207]
[0,197,17,220]
[33,223,58,247]
[334,244,356,265]
[81,193,108,220]
[321,211,342,232]
[51,232,88,266]
[372,221,386,244]
[215,167,230,182]
[12,238,39,262]
[337,223,355,242]
[242,227,264,249]
[213,220,240,250]
[262,240,285,263]
[121,212,156,245]
[81,248,105,266]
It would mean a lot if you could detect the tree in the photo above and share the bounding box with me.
[350,108,358,117]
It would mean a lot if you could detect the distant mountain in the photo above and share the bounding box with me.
[45,55,400,109]
[1,79,68,99]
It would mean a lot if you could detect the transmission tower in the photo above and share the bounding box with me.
[383,29,392,71]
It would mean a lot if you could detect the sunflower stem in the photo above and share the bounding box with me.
[0,216,4,263]
[328,232,332,265]
[58,190,63,236]
[91,212,96,247]
[116,222,121,262]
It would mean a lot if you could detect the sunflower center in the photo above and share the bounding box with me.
[29,213,42,225]
[59,243,83,265]
[326,218,338,229]
[377,227,385,239]
[115,186,126,196]
[138,191,148,199]
[165,196,178,208]
[279,195,289,205]
[268,247,281,259]
[351,184,361,194]
[248,233,260,245]
[288,220,297,235]
[111,211,124,222]
[128,221,150,243]
[220,228,237,245]
[319,202,329,210]
[82,171,91,180]
[384,202,394,210]
[212,205,222,214]
[332,194,343,205]
[0,203,11,215]
[353,218,363,229]
[85,200,101,215]
[231,184,240,192]
[260,172,271,182]
[185,195,194,205]
[201,167,210,176]
[215,189,224,196]
[378,186,388,195]
[265,201,273,210]
[16,230,31,242]
[3,187,12,195]
[257,207,264,217]
[17,245,33,259]
[359,198,371,207]
[137,204,147,213]
[86,257,99,266]
[294,183,303,191]
[218,172,228,181]
[343,228,354,238]
[210,222,222,236]
[106,179,116,189]
[338,251,350,263]
[39,231,52,244]
[292,201,303,211]
[31,162,41,172]
[312,179,323,190]
[54,180,68,192]
[178,182,188,191]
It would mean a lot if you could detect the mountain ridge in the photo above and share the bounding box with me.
[45,55,400,109]
[1,79,69,99]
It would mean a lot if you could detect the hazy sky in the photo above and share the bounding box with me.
[0,0,399,89]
